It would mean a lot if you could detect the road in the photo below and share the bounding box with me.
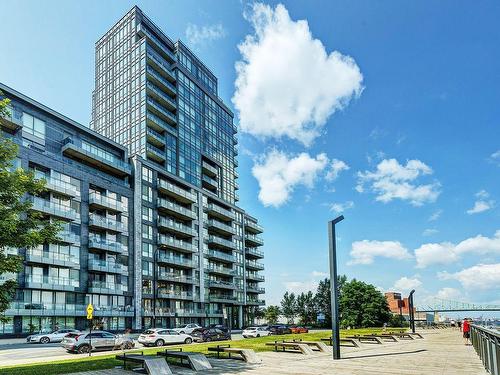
[0,333,245,366]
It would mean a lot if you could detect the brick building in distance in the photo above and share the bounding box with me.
[385,292,413,316]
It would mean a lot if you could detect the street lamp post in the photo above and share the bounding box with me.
[328,215,344,360]
[152,248,159,328]
[408,290,415,333]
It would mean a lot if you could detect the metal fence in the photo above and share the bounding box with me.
[471,324,500,375]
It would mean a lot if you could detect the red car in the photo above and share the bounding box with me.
[290,325,308,334]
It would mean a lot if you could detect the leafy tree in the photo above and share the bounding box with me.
[389,314,408,327]
[264,305,280,324]
[339,279,391,328]
[254,307,265,321]
[296,291,316,325]
[313,275,347,326]
[280,291,297,324]
[0,94,60,322]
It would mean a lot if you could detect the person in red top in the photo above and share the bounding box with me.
[462,318,471,345]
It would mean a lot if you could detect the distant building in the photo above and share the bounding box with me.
[385,292,413,316]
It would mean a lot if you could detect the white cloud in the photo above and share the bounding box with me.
[325,159,349,181]
[439,263,500,290]
[233,3,363,146]
[356,158,441,206]
[185,23,226,47]
[466,190,495,214]
[392,276,422,293]
[428,209,443,221]
[435,287,461,300]
[329,201,354,214]
[349,240,412,265]
[252,149,328,207]
[490,150,500,166]
[422,228,439,236]
[311,270,329,278]
[415,230,500,268]
[284,270,329,294]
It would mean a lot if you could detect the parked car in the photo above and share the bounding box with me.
[27,329,81,344]
[242,326,271,338]
[207,324,229,332]
[172,323,203,335]
[191,328,231,342]
[61,331,135,353]
[290,325,309,334]
[268,325,291,335]
[138,328,193,347]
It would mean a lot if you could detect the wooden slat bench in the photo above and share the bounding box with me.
[265,341,315,355]
[207,344,261,363]
[116,352,173,375]
[346,335,383,344]
[156,348,212,371]
[321,337,359,347]
[285,339,331,353]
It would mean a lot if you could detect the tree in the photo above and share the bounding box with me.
[296,291,316,326]
[0,93,60,322]
[264,305,280,324]
[280,291,297,324]
[313,275,347,326]
[339,279,391,328]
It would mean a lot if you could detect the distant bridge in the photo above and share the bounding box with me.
[416,298,500,313]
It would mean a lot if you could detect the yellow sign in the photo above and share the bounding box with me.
[86,303,93,320]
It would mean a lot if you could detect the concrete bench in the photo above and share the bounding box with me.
[284,339,331,353]
[207,344,261,363]
[156,348,212,371]
[116,352,172,375]
[389,332,415,340]
[321,337,359,347]
[346,335,383,344]
[366,334,398,342]
[265,341,315,355]
[408,332,424,339]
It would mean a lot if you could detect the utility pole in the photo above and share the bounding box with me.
[408,290,415,333]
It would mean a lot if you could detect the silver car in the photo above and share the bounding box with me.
[27,329,80,344]
[61,331,135,353]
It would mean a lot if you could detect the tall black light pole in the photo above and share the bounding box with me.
[152,248,159,328]
[328,215,344,360]
[408,290,415,333]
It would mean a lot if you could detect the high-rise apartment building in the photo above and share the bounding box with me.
[91,6,264,330]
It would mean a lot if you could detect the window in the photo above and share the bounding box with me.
[22,112,45,139]
[142,186,152,202]
[142,206,152,222]
[142,166,153,183]
[142,224,153,240]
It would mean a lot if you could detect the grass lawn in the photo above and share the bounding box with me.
[0,328,406,375]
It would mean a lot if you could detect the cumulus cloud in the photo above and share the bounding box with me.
[428,209,443,222]
[489,150,500,166]
[438,263,500,290]
[392,276,422,293]
[284,271,329,294]
[415,230,500,268]
[466,190,495,214]
[422,228,439,237]
[356,158,441,206]
[185,23,226,47]
[325,159,349,181]
[435,287,461,300]
[233,3,363,146]
[349,240,412,265]
[329,201,354,214]
[252,149,328,207]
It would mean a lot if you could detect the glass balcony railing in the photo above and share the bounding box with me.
[30,197,80,221]
[157,254,196,268]
[157,289,193,300]
[6,302,133,316]
[246,273,265,282]
[157,198,196,220]
[207,219,235,234]
[158,217,197,237]
[158,234,196,253]
[245,259,265,270]
[147,111,175,133]
[146,47,176,77]
[245,220,264,233]
[25,275,79,289]
[245,234,264,246]
[89,192,127,212]
[205,203,235,220]
[140,26,176,62]
[56,228,80,244]
[88,259,127,274]
[205,265,237,276]
[205,249,236,263]
[89,214,127,233]
[0,104,22,132]
[202,174,218,188]
[208,235,235,250]
[147,67,177,95]
[25,249,79,267]
[146,97,177,125]
[245,247,264,258]
[88,281,126,294]
[147,82,176,110]
[146,143,166,162]
[34,173,79,197]
[246,285,266,293]
[208,294,237,303]
[202,162,218,177]
[157,273,196,284]
[207,280,237,289]
[157,179,197,203]
[146,126,165,147]
[246,298,266,305]
[88,237,125,254]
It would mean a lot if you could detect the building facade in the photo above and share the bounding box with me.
[91,7,264,330]
[0,6,264,336]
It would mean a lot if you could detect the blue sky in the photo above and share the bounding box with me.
[1,1,499,316]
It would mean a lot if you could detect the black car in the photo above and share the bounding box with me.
[191,328,231,342]
[268,324,291,335]
[207,324,229,332]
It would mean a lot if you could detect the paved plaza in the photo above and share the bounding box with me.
[72,329,487,375]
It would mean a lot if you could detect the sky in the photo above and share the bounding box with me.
[1,0,499,317]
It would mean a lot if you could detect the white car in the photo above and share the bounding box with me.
[138,328,193,347]
[172,323,202,335]
[27,329,81,344]
[242,326,271,338]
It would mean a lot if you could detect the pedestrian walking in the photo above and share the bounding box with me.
[462,318,471,345]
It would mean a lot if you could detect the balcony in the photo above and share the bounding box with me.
[146,127,165,148]
[245,220,264,234]
[246,299,266,306]
[89,214,128,233]
[246,273,265,282]
[157,198,196,220]
[147,111,175,134]
[30,197,80,221]
[56,228,80,244]
[206,249,236,263]
[89,192,127,212]
[207,219,235,236]
[245,247,264,259]
[158,234,196,253]
[88,281,126,295]
[246,285,265,294]
[88,238,126,254]
[208,294,237,304]
[25,250,80,269]
[157,289,193,300]
[146,67,176,97]
[5,302,133,317]
[206,265,237,277]
[142,308,174,317]
[157,254,196,269]
[245,234,264,247]
[0,105,22,133]
[147,97,177,126]
[146,143,166,164]
[207,280,237,290]
[158,217,197,237]
[61,137,131,178]
[158,179,197,203]
[175,309,210,317]
[205,203,235,221]
[88,259,128,274]
[147,83,176,111]
[208,235,235,250]
[202,174,218,191]
[35,174,79,197]
[139,25,176,63]
[157,273,196,284]
[202,161,218,177]
[25,275,79,291]
[146,49,176,81]
[245,260,265,271]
